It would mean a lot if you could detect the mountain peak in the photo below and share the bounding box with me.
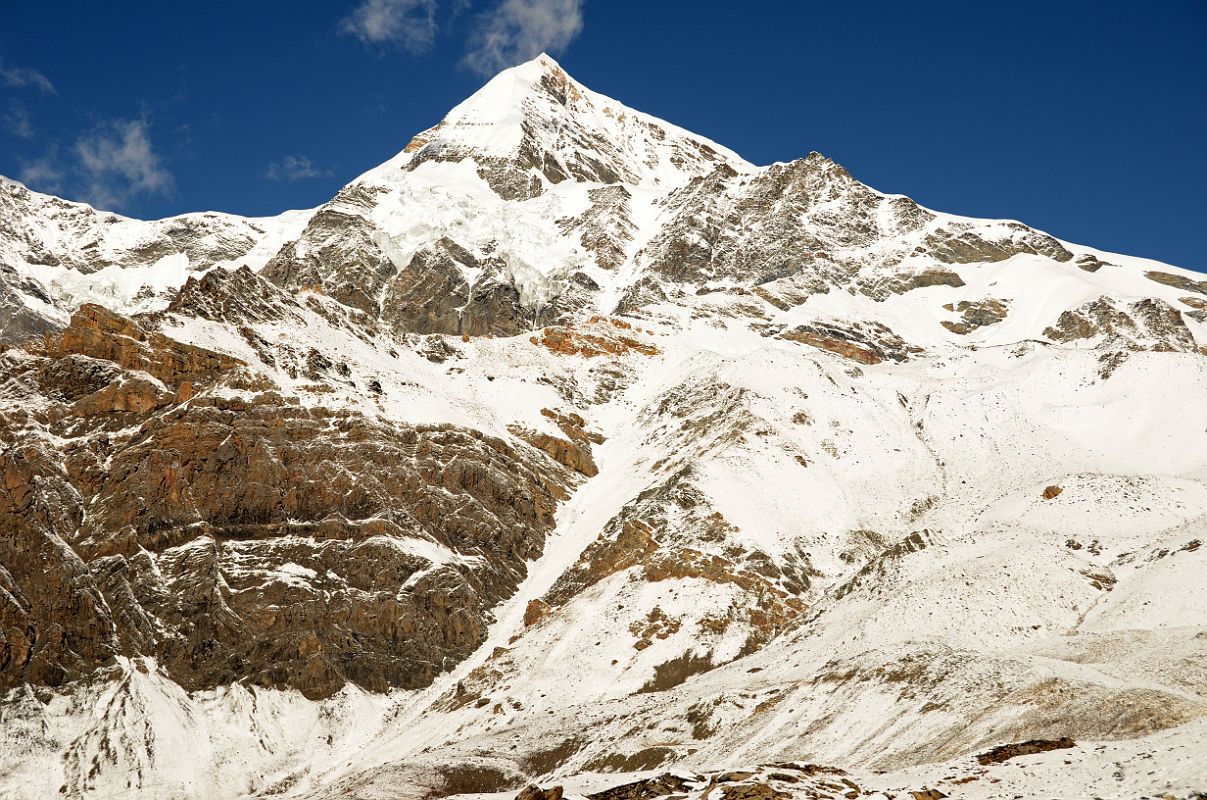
[436,50,586,144]
[511,51,566,77]
[376,52,750,195]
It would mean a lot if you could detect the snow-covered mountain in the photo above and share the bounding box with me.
[1,54,1205,800]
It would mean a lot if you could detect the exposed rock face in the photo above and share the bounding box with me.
[1043,296,1198,358]
[640,154,898,288]
[922,222,1072,264]
[263,217,538,338]
[1146,270,1207,295]
[0,305,565,699]
[559,185,636,270]
[516,783,564,800]
[586,773,695,800]
[511,407,605,479]
[87,404,559,699]
[975,737,1076,765]
[1075,253,1111,272]
[859,268,964,301]
[780,320,919,364]
[0,434,118,688]
[169,263,305,325]
[583,765,864,800]
[40,303,244,388]
[1044,298,1135,343]
[940,298,1009,334]
[1181,296,1207,323]
[0,263,61,344]
[262,206,397,316]
[531,317,660,358]
[510,425,599,478]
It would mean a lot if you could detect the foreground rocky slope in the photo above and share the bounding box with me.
[1,55,1205,799]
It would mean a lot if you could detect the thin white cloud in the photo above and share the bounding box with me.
[74,119,174,210]
[265,155,333,182]
[463,0,584,77]
[17,152,65,194]
[0,58,56,94]
[5,103,34,139]
[341,0,438,51]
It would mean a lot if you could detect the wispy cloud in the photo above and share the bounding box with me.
[265,154,333,182]
[17,151,65,194]
[463,0,585,77]
[0,57,56,94]
[341,0,438,51]
[74,119,174,210]
[4,102,34,139]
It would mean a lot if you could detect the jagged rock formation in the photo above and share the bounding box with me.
[940,298,1009,334]
[1,54,1206,800]
[1,304,566,701]
[0,262,59,343]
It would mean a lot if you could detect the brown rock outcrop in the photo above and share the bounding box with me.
[909,790,948,800]
[1043,297,1199,374]
[531,318,659,358]
[923,223,1072,264]
[0,307,566,699]
[975,737,1075,765]
[780,320,919,365]
[782,329,882,364]
[510,426,599,478]
[41,303,244,388]
[544,520,660,606]
[1075,254,1110,272]
[516,784,564,800]
[1145,270,1207,296]
[860,269,965,301]
[586,772,692,800]
[523,599,552,627]
[1181,296,1207,323]
[941,298,1009,335]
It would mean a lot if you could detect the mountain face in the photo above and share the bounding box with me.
[1,54,1206,800]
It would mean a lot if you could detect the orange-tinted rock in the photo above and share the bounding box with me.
[532,319,659,358]
[781,329,882,365]
[909,790,948,800]
[541,407,606,445]
[510,426,599,478]
[779,320,919,364]
[516,784,564,800]
[976,737,1075,765]
[523,599,552,627]
[41,303,243,388]
[545,520,660,606]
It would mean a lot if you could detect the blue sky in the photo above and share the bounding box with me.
[1,1,1203,271]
